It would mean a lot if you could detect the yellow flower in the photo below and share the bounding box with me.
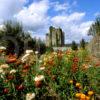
[76,83,81,87]
[43,62,46,66]
[75,93,81,98]
[69,80,73,84]
[88,91,94,96]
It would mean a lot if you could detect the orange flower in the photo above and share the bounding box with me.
[66,50,71,55]
[80,93,86,100]
[85,96,90,100]
[6,57,17,63]
[48,60,54,65]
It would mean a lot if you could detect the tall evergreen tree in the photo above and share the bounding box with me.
[80,39,86,49]
[71,41,78,50]
[88,16,100,36]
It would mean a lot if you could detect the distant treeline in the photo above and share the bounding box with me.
[0,20,46,56]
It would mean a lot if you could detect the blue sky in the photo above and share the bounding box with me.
[0,0,100,43]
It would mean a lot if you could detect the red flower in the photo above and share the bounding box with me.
[95,63,100,67]
[23,64,30,69]
[6,54,17,63]
[3,88,9,94]
[6,75,14,80]
[22,69,29,73]
[73,57,79,63]
[71,63,78,73]
[16,84,24,91]
[34,75,45,88]
[6,58,17,63]
[34,81,42,88]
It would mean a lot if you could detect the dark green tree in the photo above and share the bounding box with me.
[0,20,46,56]
[88,16,100,58]
[71,41,78,50]
[80,39,86,49]
[0,20,24,55]
[88,16,100,36]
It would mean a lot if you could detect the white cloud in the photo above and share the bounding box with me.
[0,0,27,23]
[52,1,69,12]
[51,12,85,24]
[51,12,92,43]
[15,0,50,32]
[0,0,93,43]
[28,30,45,41]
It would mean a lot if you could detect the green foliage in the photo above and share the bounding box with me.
[46,47,53,53]
[36,39,46,54]
[0,20,46,56]
[0,49,99,99]
[71,41,78,50]
[80,39,86,49]
[88,16,100,36]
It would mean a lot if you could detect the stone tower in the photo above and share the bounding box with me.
[46,26,65,47]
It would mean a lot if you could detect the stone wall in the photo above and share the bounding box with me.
[46,26,65,47]
[89,35,100,58]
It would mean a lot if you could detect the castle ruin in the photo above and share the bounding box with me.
[46,26,65,47]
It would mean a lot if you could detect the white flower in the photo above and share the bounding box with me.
[0,46,6,50]
[35,51,38,54]
[0,68,4,74]
[44,58,47,61]
[0,64,9,69]
[88,64,92,68]
[10,69,16,74]
[39,60,42,63]
[39,67,45,71]
[34,75,45,81]
[25,50,33,54]
[53,52,57,55]
[0,74,4,79]
[0,68,5,75]
[21,53,30,63]
[26,93,35,100]
[49,56,52,59]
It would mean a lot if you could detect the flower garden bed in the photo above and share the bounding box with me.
[0,49,100,100]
